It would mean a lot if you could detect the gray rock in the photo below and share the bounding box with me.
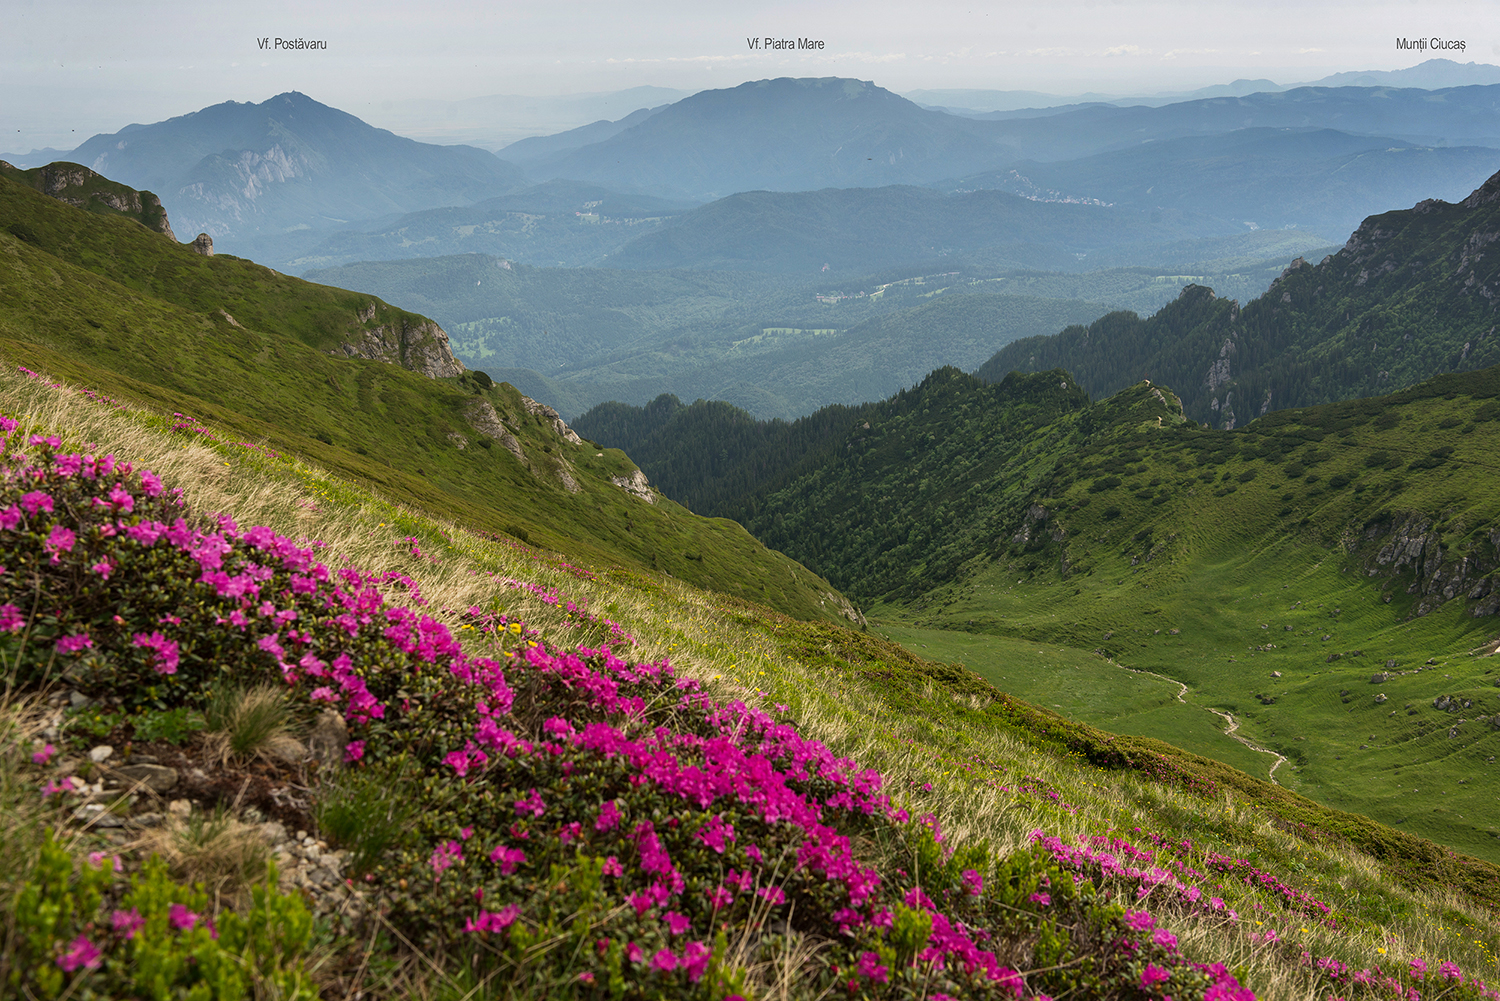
[132,813,165,828]
[1375,694,1388,703]
[190,232,214,256]
[115,763,178,792]
[307,710,348,767]
[1370,673,1388,684]
[88,745,114,763]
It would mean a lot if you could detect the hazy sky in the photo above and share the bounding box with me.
[3,0,1494,150]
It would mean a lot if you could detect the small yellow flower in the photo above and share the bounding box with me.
[1377,948,1387,955]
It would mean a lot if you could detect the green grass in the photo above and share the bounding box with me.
[872,622,1277,776]
[869,380,1500,862]
[3,360,1499,999]
[0,171,855,626]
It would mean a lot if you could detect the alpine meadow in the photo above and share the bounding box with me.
[3,55,1500,1001]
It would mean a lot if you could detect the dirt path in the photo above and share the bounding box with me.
[1117,662,1288,785]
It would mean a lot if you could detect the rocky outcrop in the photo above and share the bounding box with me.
[612,469,656,504]
[190,232,213,256]
[332,302,464,379]
[1359,515,1500,618]
[464,400,526,463]
[521,396,585,445]
[1,159,176,239]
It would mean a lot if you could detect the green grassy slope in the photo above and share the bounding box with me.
[3,362,1499,1001]
[579,362,1500,862]
[0,170,854,625]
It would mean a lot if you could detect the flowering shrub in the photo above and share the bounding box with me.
[8,834,314,999]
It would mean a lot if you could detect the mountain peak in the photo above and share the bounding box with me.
[1461,167,1500,210]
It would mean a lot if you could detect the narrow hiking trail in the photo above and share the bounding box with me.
[1117,662,1290,785]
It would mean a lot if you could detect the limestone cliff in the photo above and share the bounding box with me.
[332,302,464,379]
[0,160,176,239]
[1357,513,1500,618]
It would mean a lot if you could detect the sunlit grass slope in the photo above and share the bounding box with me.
[871,373,1500,862]
[2,345,1498,998]
[0,170,851,624]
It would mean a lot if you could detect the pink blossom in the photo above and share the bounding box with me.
[1152,927,1178,952]
[1411,959,1427,980]
[1029,892,1051,906]
[465,905,520,933]
[91,559,113,579]
[514,787,546,817]
[857,951,890,984]
[0,604,24,632]
[1140,964,1171,989]
[1124,909,1156,932]
[681,940,711,983]
[344,741,364,763]
[663,911,691,935]
[20,491,54,515]
[595,798,621,831]
[56,632,92,654]
[962,868,984,896]
[168,903,199,930]
[602,856,623,877]
[112,908,144,939]
[45,524,76,559]
[55,935,101,972]
[651,949,678,972]
[489,845,526,875]
[32,742,55,765]
[430,840,463,877]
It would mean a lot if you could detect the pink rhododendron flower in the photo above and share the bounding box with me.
[857,951,890,984]
[55,935,101,972]
[430,840,463,877]
[602,856,623,877]
[514,787,546,817]
[489,845,526,875]
[1411,959,1427,979]
[652,949,678,972]
[56,632,92,654]
[112,908,144,939]
[1153,927,1178,952]
[344,740,365,763]
[169,903,199,930]
[1030,892,1051,906]
[465,905,520,933]
[20,490,54,515]
[32,742,55,765]
[0,604,24,632]
[1441,962,1463,983]
[45,524,75,559]
[962,868,984,896]
[595,798,621,831]
[663,911,691,935]
[1140,964,1171,989]
[1124,909,1155,932]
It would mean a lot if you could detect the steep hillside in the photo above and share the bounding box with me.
[0,160,175,238]
[5,362,1500,1001]
[0,167,854,624]
[583,363,1500,860]
[984,167,1500,428]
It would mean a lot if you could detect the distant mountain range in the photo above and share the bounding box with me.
[906,59,1500,114]
[30,92,527,259]
[983,168,1500,427]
